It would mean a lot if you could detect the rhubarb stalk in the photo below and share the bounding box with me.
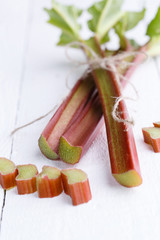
[93,66,142,187]
[58,92,103,164]
[39,76,95,160]
[0,158,17,190]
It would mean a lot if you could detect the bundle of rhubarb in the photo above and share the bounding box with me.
[39,0,160,187]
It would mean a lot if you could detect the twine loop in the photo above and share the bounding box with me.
[66,41,148,126]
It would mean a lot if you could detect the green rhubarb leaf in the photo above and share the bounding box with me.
[45,0,82,45]
[115,8,146,49]
[146,7,160,37]
[57,32,78,46]
[125,9,146,31]
[87,0,124,42]
[146,8,160,57]
[100,33,110,44]
[146,36,160,57]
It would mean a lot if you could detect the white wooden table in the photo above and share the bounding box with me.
[0,0,160,239]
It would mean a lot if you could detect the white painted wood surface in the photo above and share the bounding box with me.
[0,0,160,239]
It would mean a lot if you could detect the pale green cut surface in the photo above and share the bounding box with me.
[113,170,142,187]
[38,135,58,160]
[143,127,160,139]
[16,165,37,180]
[62,169,87,184]
[0,158,15,175]
[38,166,61,180]
[59,137,82,164]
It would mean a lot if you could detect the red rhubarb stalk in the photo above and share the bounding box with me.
[58,92,103,164]
[61,168,92,206]
[16,164,38,194]
[36,166,63,198]
[86,37,142,187]
[0,158,18,190]
[39,76,95,160]
[121,46,147,88]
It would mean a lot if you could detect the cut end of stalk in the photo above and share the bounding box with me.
[113,170,142,187]
[61,168,87,184]
[38,135,58,160]
[37,166,61,180]
[153,122,160,128]
[59,137,82,164]
[16,165,38,180]
[0,158,16,175]
[142,127,160,139]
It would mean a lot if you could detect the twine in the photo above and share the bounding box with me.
[10,98,65,136]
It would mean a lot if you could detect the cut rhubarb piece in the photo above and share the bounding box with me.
[59,93,103,164]
[153,122,160,128]
[0,158,18,190]
[142,127,160,152]
[16,164,38,194]
[37,166,63,198]
[39,76,95,160]
[61,168,92,206]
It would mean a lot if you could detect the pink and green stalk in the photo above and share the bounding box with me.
[85,37,142,187]
[58,92,103,164]
[39,76,95,160]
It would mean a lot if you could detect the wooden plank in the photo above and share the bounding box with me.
[0,0,30,156]
[0,0,30,234]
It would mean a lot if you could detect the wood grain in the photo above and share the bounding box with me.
[0,0,160,239]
